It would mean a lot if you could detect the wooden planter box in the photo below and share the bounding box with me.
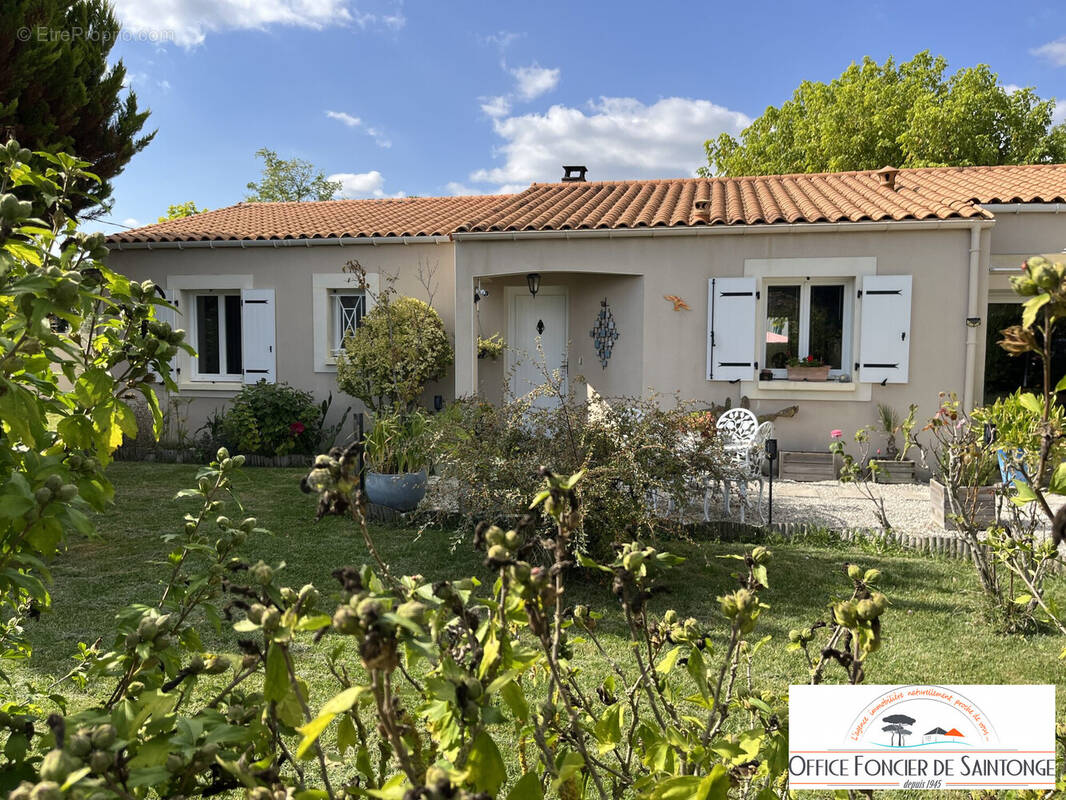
[786,365,830,382]
[780,451,840,481]
[871,459,916,484]
[929,479,999,530]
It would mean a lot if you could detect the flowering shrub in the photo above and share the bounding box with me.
[218,381,325,456]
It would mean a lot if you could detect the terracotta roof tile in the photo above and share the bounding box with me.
[457,164,1066,233]
[107,194,512,244]
[109,163,1066,244]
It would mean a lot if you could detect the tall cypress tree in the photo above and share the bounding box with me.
[0,0,154,215]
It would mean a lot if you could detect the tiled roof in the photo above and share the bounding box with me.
[456,169,1012,233]
[894,163,1066,204]
[107,194,512,243]
[108,163,1066,244]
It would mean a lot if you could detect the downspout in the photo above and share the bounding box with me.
[963,223,982,410]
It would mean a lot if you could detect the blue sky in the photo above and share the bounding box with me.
[96,0,1066,233]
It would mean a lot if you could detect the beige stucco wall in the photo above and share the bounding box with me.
[984,209,1066,255]
[107,241,456,436]
[455,224,986,453]
[105,206,1065,456]
[471,272,644,403]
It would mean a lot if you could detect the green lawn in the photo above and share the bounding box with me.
[10,463,1066,798]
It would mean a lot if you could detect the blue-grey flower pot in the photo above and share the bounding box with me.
[365,470,428,512]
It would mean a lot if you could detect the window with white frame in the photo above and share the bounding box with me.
[763,279,852,376]
[191,291,243,379]
[331,290,365,353]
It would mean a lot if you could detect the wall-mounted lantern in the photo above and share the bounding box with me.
[526,272,541,298]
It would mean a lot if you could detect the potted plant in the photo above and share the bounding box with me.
[870,403,919,483]
[477,332,506,360]
[363,411,430,512]
[786,354,830,382]
[926,396,1002,530]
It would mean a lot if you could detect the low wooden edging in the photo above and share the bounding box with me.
[699,520,1065,575]
[115,446,314,468]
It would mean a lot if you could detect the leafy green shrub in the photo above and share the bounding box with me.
[0,141,187,666]
[219,381,323,456]
[337,295,453,412]
[971,389,1065,474]
[427,393,726,558]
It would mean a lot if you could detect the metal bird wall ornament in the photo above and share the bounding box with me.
[664,294,691,311]
[589,297,619,369]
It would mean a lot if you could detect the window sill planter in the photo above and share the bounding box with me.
[928,479,999,530]
[786,365,830,382]
[870,459,916,484]
[365,469,428,512]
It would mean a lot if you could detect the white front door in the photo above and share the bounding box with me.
[508,287,568,408]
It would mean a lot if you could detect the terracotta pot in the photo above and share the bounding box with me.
[786,365,831,382]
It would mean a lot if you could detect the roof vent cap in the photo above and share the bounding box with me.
[875,165,899,190]
[692,199,711,223]
[561,165,588,182]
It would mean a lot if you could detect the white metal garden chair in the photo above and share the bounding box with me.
[708,409,773,524]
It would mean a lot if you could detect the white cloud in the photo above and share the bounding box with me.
[122,217,142,229]
[1032,37,1066,66]
[481,30,521,51]
[329,170,405,198]
[326,110,362,127]
[111,0,402,47]
[480,95,511,118]
[1002,83,1023,94]
[325,110,392,147]
[478,62,558,119]
[444,181,480,196]
[511,64,560,101]
[1053,100,1066,126]
[352,7,405,29]
[467,96,750,188]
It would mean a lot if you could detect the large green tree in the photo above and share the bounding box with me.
[245,147,341,202]
[700,51,1066,177]
[0,0,154,215]
[158,200,207,222]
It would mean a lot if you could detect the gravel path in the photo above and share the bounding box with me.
[764,479,1065,536]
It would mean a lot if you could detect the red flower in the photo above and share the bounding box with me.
[290,421,306,435]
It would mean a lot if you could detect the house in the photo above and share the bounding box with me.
[106,163,1066,451]
[923,727,948,742]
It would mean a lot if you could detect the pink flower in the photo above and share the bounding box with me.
[876,448,882,455]
[830,429,843,439]
[290,421,306,435]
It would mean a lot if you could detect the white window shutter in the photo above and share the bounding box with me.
[857,275,911,384]
[241,288,276,383]
[707,277,757,381]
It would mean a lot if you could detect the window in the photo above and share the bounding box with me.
[192,292,243,379]
[984,301,1066,402]
[763,280,852,376]
[331,290,365,353]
